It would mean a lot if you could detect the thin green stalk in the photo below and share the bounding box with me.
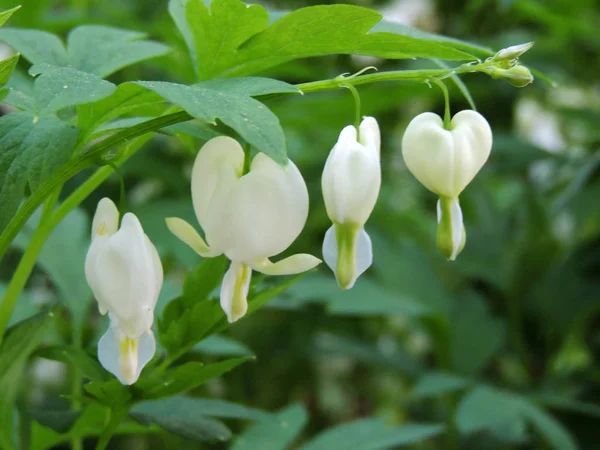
[0,190,60,344]
[95,407,128,450]
[341,84,362,137]
[429,78,452,129]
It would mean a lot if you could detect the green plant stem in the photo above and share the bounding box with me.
[70,319,83,450]
[341,83,362,137]
[95,408,127,450]
[0,190,60,345]
[429,78,452,129]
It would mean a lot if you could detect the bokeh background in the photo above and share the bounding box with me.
[1,0,599,449]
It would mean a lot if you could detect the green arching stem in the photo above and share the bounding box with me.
[105,162,127,222]
[341,84,362,139]
[429,78,452,129]
[0,58,500,340]
[243,142,252,174]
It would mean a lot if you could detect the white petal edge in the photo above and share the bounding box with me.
[91,197,119,238]
[322,225,373,290]
[98,326,156,385]
[251,254,321,276]
[220,261,251,323]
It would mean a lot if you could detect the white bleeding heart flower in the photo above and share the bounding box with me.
[402,110,492,260]
[85,198,163,385]
[321,116,381,290]
[166,136,320,323]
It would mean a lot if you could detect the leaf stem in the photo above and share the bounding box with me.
[95,407,127,450]
[429,78,452,129]
[341,83,362,138]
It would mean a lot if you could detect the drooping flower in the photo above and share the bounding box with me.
[402,110,492,260]
[85,198,163,385]
[321,117,381,289]
[167,136,320,323]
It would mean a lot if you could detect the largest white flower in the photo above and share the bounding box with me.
[167,136,321,323]
[85,198,163,385]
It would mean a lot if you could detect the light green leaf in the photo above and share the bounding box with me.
[298,419,445,450]
[0,284,39,327]
[194,335,253,357]
[0,6,20,28]
[0,309,55,450]
[0,53,19,86]
[0,29,67,66]
[77,82,164,134]
[182,256,228,307]
[30,64,116,115]
[134,81,287,163]
[0,111,79,233]
[173,0,481,80]
[132,396,271,421]
[232,404,308,450]
[66,25,170,78]
[412,372,469,398]
[137,357,253,399]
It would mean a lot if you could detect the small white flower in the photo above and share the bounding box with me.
[167,136,320,323]
[85,198,163,385]
[402,110,492,260]
[321,117,381,289]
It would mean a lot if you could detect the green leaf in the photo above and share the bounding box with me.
[36,346,107,382]
[84,379,132,408]
[132,396,271,421]
[0,111,79,233]
[298,419,445,450]
[131,407,231,442]
[13,208,91,327]
[0,53,19,87]
[30,64,116,115]
[27,409,81,434]
[0,284,39,327]
[432,59,476,110]
[134,81,287,163]
[196,77,301,97]
[456,386,577,450]
[194,335,253,357]
[137,357,252,399]
[0,25,169,78]
[0,6,20,28]
[66,25,170,78]
[450,293,506,376]
[232,404,308,450]
[182,256,227,307]
[173,0,480,80]
[412,372,469,398]
[0,309,55,450]
[0,29,67,66]
[77,83,164,134]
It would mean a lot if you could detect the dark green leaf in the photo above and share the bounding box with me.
[0,111,79,233]
[0,309,55,450]
[30,64,116,115]
[137,357,252,399]
[174,0,480,80]
[36,346,107,382]
[182,256,227,306]
[412,372,469,398]
[66,25,170,78]
[194,335,252,357]
[27,409,81,434]
[232,404,308,450]
[131,408,231,442]
[84,379,132,407]
[132,396,270,421]
[298,419,445,450]
[134,81,287,163]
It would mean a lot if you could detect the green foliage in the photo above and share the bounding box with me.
[171,0,482,80]
[0,309,55,450]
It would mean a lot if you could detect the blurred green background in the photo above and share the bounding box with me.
[1,0,599,449]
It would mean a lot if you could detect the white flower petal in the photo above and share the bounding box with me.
[220,261,251,323]
[91,197,119,238]
[165,217,218,257]
[251,254,321,276]
[225,154,309,262]
[98,325,156,385]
